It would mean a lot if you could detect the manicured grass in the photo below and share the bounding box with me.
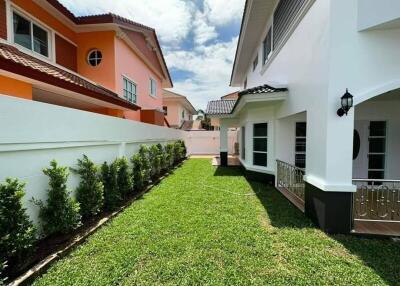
[33,159,400,286]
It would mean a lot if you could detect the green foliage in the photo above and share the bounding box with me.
[0,179,36,264]
[173,141,186,163]
[131,154,146,191]
[149,145,162,179]
[34,160,81,235]
[138,145,151,183]
[72,155,104,218]
[157,143,169,173]
[101,161,120,211]
[165,143,175,169]
[115,157,133,199]
[0,260,5,285]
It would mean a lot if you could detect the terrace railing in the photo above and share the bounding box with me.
[352,179,400,222]
[276,160,305,212]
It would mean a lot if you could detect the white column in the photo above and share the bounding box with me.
[220,121,228,153]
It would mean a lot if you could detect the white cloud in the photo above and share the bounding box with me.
[59,0,194,44]
[204,0,244,26]
[193,11,217,45]
[165,37,240,109]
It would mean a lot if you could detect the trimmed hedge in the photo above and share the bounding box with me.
[1,140,186,281]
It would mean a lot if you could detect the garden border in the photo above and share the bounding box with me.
[8,160,186,286]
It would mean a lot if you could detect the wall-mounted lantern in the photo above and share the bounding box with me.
[337,89,354,117]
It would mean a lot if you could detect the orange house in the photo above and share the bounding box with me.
[0,0,173,125]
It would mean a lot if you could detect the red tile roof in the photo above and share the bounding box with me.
[0,43,139,110]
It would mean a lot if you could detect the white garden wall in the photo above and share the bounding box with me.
[0,95,185,224]
[185,130,238,155]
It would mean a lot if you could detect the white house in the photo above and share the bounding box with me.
[206,0,400,235]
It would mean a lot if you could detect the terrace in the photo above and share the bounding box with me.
[32,159,399,286]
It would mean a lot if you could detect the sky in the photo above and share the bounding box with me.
[58,0,245,110]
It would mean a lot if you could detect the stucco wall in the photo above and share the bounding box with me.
[114,37,163,121]
[0,96,184,224]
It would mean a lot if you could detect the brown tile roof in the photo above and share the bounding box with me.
[206,84,287,115]
[206,99,237,115]
[45,0,173,87]
[0,43,139,110]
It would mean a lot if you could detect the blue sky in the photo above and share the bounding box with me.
[59,0,244,110]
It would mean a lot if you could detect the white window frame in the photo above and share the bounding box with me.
[252,123,268,167]
[10,8,52,60]
[149,77,157,97]
[295,122,306,169]
[122,76,137,104]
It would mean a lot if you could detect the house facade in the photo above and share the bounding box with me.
[0,0,172,125]
[207,0,400,235]
[163,89,196,129]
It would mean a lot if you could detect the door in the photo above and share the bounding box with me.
[353,121,368,179]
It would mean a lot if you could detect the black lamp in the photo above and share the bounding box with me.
[337,89,354,117]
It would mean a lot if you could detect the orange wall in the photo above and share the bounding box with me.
[12,0,77,43]
[77,31,116,92]
[114,37,163,121]
[0,75,32,99]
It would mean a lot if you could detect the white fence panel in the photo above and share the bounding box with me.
[0,96,185,223]
[185,130,238,155]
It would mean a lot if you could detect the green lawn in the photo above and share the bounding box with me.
[34,159,400,286]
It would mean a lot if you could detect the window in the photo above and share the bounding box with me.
[87,50,102,67]
[263,28,272,64]
[244,78,247,89]
[149,78,157,97]
[13,12,49,57]
[123,77,137,104]
[163,106,168,115]
[241,126,246,160]
[182,110,185,119]
[253,123,268,167]
[253,54,258,71]
[273,0,306,48]
[295,122,306,168]
[368,121,386,180]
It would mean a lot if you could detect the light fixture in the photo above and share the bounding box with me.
[337,89,354,117]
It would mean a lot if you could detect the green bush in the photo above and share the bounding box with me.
[149,145,162,179]
[0,179,36,264]
[0,260,5,285]
[165,143,175,169]
[157,143,169,173]
[178,140,187,159]
[101,161,120,211]
[72,155,104,218]
[131,154,146,192]
[138,145,151,183]
[115,157,133,199]
[34,160,81,235]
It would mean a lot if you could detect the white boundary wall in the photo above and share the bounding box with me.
[0,96,185,223]
[185,130,238,155]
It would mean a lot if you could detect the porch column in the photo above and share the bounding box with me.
[219,120,228,166]
[304,99,355,234]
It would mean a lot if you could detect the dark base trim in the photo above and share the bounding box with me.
[220,152,228,166]
[243,169,275,185]
[304,182,352,234]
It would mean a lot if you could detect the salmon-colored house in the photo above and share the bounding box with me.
[162,89,196,129]
[0,0,173,125]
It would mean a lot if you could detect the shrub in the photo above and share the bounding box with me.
[101,161,120,211]
[165,143,175,168]
[178,140,187,159]
[72,155,104,218]
[115,157,133,199]
[34,160,81,235]
[149,145,162,179]
[0,179,36,264]
[138,145,151,183]
[0,260,5,285]
[131,154,146,192]
[157,143,169,173]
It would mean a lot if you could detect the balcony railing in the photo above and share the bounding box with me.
[276,160,305,211]
[353,179,400,222]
